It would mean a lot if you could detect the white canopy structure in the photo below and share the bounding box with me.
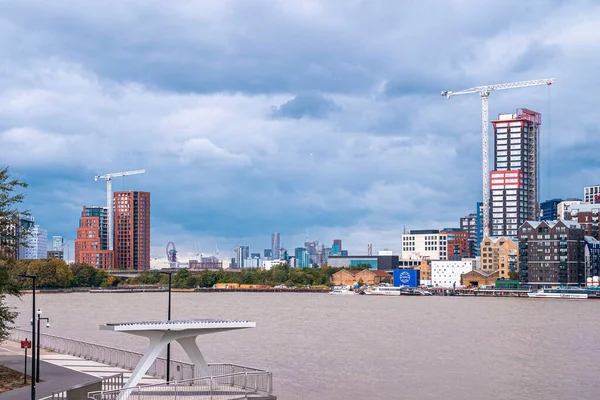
[100,319,256,399]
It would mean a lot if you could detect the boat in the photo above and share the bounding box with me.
[329,286,356,295]
[527,287,588,299]
[364,286,404,296]
[400,288,433,296]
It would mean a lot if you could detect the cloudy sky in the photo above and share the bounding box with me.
[2,0,599,262]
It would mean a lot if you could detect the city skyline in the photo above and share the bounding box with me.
[2,1,599,261]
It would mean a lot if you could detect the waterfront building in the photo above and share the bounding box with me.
[413,259,432,286]
[330,270,359,286]
[189,256,222,270]
[490,109,541,237]
[355,269,391,285]
[401,230,448,260]
[261,259,285,270]
[479,236,519,279]
[561,203,600,240]
[431,260,475,287]
[74,206,114,269]
[440,228,469,260]
[540,199,563,221]
[327,255,399,271]
[518,220,585,286]
[584,236,600,279]
[584,185,600,203]
[113,191,151,271]
[461,270,500,287]
[460,202,484,258]
[557,200,585,221]
[21,225,48,260]
[271,232,280,260]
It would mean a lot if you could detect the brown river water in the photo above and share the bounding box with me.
[5,293,600,400]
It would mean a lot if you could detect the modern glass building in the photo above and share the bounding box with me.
[540,198,563,221]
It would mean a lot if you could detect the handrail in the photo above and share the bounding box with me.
[87,370,273,399]
[9,327,272,396]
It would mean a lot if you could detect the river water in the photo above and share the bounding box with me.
[5,293,600,400]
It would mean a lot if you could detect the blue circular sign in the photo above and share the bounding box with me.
[399,271,411,284]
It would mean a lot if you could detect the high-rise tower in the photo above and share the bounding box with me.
[490,108,541,237]
[271,232,280,260]
[113,191,151,270]
[74,206,114,269]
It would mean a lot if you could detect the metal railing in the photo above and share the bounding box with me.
[87,370,274,400]
[39,373,124,400]
[9,328,273,397]
[9,328,194,380]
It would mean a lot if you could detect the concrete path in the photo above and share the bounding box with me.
[0,341,163,399]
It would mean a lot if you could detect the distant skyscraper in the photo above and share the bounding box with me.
[113,191,151,270]
[52,236,64,251]
[540,198,563,221]
[331,239,342,256]
[271,233,280,260]
[74,206,113,269]
[490,109,541,237]
[236,245,250,268]
[263,249,272,259]
[460,202,484,258]
[22,225,48,260]
[294,247,309,268]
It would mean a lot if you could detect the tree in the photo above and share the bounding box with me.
[508,270,520,281]
[0,167,29,342]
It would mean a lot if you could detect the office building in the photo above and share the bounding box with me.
[518,220,585,286]
[460,202,484,258]
[540,198,563,221]
[263,249,272,259]
[236,245,250,268]
[74,206,114,269]
[490,108,541,237]
[584,185,600,203]
[401,230,447,260]
[294,247,310,268]
[479,236,518,279]
[46,250,64,260]
[20,225,48,260]
[331,239,342,256]
[112,191,151,270]
[271,232,280,260]
[328,255,399,271]
[431,260,475,288]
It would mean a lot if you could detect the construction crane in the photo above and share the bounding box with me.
[441,78,555,237]
[94,169,146,251]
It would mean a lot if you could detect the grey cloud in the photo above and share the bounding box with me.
[271,93,340,119]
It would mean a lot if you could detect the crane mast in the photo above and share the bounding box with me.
[441,78,554,238]
[94,169,146,253]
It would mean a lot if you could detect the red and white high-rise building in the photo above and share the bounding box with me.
[114,191,151,271]
[490,108,541,237]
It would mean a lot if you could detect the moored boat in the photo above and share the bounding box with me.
[364,286,403,296]
[329,286,356,295]
[527,287,588,299]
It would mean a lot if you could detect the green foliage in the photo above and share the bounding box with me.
[508,270,520,281]
[70,263,108,287]
[0,167,29,342]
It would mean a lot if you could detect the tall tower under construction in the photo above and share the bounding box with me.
[490,108,541,237]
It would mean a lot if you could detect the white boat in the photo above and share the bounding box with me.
[329,286,356,295]
[527,287,588,299]
[364,286,404,296]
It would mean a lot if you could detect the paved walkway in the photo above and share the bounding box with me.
[0,341,163,399]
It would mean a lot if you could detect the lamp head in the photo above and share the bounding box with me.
[46,322,51,328]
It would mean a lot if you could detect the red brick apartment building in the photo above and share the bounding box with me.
[74,206,114,269]
[114,191,151,271]
[74,191,150,270]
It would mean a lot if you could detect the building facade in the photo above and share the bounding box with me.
[294,247,310,268]
[480,236,519,279]
[584,185,600,203]
[562,203,600,240]
[46,250,64,260]
[271,232,280,260]
[490,109,541,237]
[74,206,114,269]
[52,236,64,251]
[401,230,448,260]
[557,200,585,221]
[518,220,585,286]
[113,191,151,270]
[441,228,469,260]
[584,236,600,280]
[21,225,48,260]
[540,199,563,221]
[431,260,475,288]
[327,255,399,271]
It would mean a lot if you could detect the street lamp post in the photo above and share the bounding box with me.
[160,270,173,382]
[35,309,50,383]
[20,274,37,400]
